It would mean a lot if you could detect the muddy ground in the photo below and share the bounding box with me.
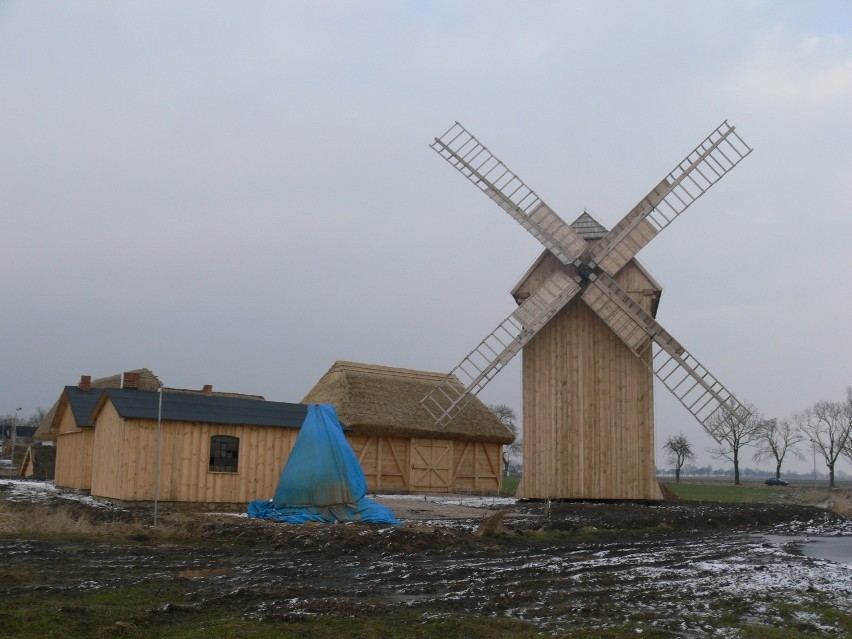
[2,483,852,637]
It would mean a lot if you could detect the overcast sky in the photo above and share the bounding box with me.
[2,1,850,474]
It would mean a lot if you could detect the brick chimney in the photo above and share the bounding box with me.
[79,375,92,392]
[121,371,141,389]
[202,384,213,395]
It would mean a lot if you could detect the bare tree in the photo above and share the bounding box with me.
[841,387,852,468]
[663,433,694,483]
[752,417,805,480]
[799,390,852,488]
[705,400,763,485]
[489,403,522,476]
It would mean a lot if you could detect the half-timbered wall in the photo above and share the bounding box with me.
[349,435,502,494]
[519,258,662,500]
[452,441,502,493]
[348,434,410,492]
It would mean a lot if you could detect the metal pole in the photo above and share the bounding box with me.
[154,387,163,527]
[812,440,817,487]
[10,408,21,479]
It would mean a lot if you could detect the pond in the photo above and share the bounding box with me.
[763,534,852,564]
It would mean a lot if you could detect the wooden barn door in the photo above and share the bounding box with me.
[409,438,452,493]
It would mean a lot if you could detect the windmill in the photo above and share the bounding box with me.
[420,121,754,499]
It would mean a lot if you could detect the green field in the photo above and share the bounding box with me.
[502,475,521,494]
[502,476,849,509]
[663,482,786,502]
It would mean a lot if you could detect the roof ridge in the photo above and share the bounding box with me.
[332,360,447,381]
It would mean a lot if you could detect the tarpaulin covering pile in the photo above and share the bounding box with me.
[247,404,400,525]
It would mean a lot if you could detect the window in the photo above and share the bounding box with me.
[209,435,239,473]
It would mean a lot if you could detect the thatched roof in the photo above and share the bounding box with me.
[302,361,515,444]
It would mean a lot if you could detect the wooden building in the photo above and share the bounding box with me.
[26,368,164,480]
[51,363,513,504]
[303,361,514,494]
[52,374,307,504]
[512,213,663,500]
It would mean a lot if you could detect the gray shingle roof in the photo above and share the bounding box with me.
[63,386,107,427]
[92,389,312,429]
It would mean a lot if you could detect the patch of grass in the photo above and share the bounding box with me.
[0,501,217,542]
[663,482,786,503]
[502,475,521,495]
[2,584,547,638]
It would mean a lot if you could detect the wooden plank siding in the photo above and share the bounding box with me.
[53,404,94,490]
[89,402,300,503]
[519,258,662,500]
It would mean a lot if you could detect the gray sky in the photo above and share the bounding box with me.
[2,1,850,474]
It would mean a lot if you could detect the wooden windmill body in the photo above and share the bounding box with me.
[512,215,663,500]
[420,121,755,500]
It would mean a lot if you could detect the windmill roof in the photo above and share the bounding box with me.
[571,211,609,239]
[302,361,515,444]
[510,211,664,312]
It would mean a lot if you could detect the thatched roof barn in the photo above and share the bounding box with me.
[303,361,513,493]
[303,361,514,444]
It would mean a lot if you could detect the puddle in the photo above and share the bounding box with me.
[763,534,852,564]
[178,567,234,579]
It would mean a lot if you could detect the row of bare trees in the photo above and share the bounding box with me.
[665,386,852,486]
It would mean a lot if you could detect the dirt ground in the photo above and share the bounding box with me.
[2,482,852,637]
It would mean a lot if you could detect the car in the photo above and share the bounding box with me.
[765,478,789,486]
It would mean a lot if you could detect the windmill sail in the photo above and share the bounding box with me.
[421,270,581,427]
[431,122,588,267]
[423,119,754,434]
[581,272,749,436]
[590,121,752,276]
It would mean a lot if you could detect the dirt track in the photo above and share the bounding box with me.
[2,483,852,637]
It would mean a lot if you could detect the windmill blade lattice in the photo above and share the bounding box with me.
[590,121,753,276]
[431,122,588,267]
[421,270,581,427]
[581,272,750,437]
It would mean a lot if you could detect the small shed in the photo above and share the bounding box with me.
[302,361,515,494]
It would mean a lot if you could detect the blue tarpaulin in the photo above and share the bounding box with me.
[247,404,400,525]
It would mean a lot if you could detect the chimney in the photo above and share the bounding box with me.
[79,375,92,392]
[121,371,141,389]
[202,384,213,395]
